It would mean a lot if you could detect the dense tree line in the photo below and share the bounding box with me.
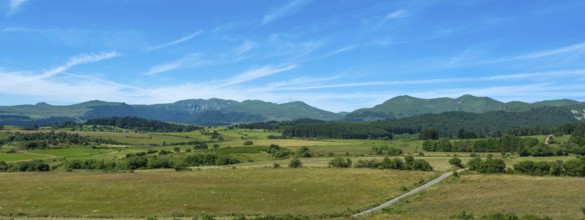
[422,135,541,153]
[283,123,396,139]
[0,131,117,149]
[85,117,201,132]
[264,107,579,139]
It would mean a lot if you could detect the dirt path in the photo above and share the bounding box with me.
[352,169,466,218]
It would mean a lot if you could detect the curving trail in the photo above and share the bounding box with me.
[352,169,466,218]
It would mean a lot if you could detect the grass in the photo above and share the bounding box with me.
[0,168,434,218]
[374,174,585,220]
[0,152,49,161]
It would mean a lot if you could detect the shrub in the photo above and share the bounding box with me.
[273,162,280,168]
[449,157,463,168]
[267,144,292,159]
[12,160,50,172]
[288,158,303,168]
[0,160,8,172]
[297,146,312,158]
[410,159,433,171]
[328,157,352,168]
[470,157,506,173]
[243,140,253,145]
[126,156,148,170]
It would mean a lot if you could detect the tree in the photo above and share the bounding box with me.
[419,128,439,140]
[449,157,463,168]
[288,157,303,168]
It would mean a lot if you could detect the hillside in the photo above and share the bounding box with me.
[0,99,341,126]
[344,95,581,121]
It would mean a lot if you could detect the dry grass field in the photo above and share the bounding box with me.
[0,168,435,218]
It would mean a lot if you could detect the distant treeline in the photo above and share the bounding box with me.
[49,117,201,132]
[234,108,581,139]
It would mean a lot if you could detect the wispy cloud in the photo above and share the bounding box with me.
[493,42,585,63]
[321,46,357,58]
[147,31,202,50]
[7,0,29,15]
[41,51,119,78]
[220,64,297,86]
[263,0,311,25]
[269,69,585,91]
[233,41,256,58]
[380,9,405,25]
[144,53,205,75]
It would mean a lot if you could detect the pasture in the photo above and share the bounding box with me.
[374,174,585,220]
[0,169,435,218]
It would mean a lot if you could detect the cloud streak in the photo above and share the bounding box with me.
[220,64,297,86]
[269,69,585,91]
[144,53,205,75]
[263,0,311,24]
[147,31,202,50]
[41,51,119,78]
[7,0,29,14]
[493,42,585,63]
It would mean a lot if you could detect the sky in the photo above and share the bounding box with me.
[1,0,585,112]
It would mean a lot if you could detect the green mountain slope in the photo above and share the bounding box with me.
[344,95,580,121]
[0,99,341,126]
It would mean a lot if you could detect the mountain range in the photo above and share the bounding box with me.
[0,95,583,126]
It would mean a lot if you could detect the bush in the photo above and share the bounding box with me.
[449,157,464,168]
[288,158,303,168]
[147,156,174,169]
[267,144,292,159]
[297,146,312,158]
[11,160,50,172]
[0,160,8,172]
[410,159,433,171]
[328,157,352,168]
[273,162,280,168]
[243,140,253,145]
[126,156,148,170]
[474,158,507,173]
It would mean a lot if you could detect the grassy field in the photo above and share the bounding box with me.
[0,169,435,218]
[372,174,585,220]
[0,152,49,162]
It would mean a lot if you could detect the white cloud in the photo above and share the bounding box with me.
[7,0,29,14]
[41,51,119,78]
[321,46,356,58]
[233,41,256,58]
[263,0,311,25]
[144,53,206,75]
[147,31,202,50]
[220,64,298,86]
[269,69,585,91]
[494,42,585,62]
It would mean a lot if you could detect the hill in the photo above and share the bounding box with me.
[344,94,580,121]
[0,99,341,126]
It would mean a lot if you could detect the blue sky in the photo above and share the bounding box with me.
[1,0,585,112]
